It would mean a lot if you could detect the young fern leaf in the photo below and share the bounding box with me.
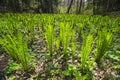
[95,28,113,63]
[60,22,71,54]
[81,34,93,70]
[0,32,30,72]
[71,30,77,54]
[45,24,55,57]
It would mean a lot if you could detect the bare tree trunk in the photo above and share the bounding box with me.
[40,0,44,13]
[0,0,6,13]
[18,0,23,12]
[78,0,83,14]
[76,0,79,14]
[66,0,74,13]
[106,0,110,11]
[50,0,53,13]
[93,0,97,14]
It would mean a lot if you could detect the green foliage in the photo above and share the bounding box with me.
[63,64,90,80]
[59,22,72,54]
[8,76,16,80]
[0,14,119,79]
[63,64,77,77]
[0,32,32,72]
[45,24,55,57]
[71,30,77,54]
[26,18,35,44]
[5,61,21,75]
[95,28,113,63]
[80,34,93,70]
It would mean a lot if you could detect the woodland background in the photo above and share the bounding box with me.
[0,0,120,15]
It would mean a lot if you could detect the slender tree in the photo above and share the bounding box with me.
[76,0,83,14]
[66,0,74,13]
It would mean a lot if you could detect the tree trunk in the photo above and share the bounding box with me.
[50,0,53,13]
[106,0,110,12]
[93,0,97,14]
[76,0,79,14]
[66,0,74,13]
[78,0,83,14]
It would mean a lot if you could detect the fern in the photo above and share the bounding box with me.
[80,34,93,70]
[95,28,113,63]
[45,24,55,57]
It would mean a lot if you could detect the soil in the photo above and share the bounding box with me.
[0,53,11,79]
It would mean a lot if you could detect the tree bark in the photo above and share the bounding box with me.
[66,0,74,13]
[93,0,97,15]
[76,0,79,14]
[77,0,83,14]
[50,0,53,13]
